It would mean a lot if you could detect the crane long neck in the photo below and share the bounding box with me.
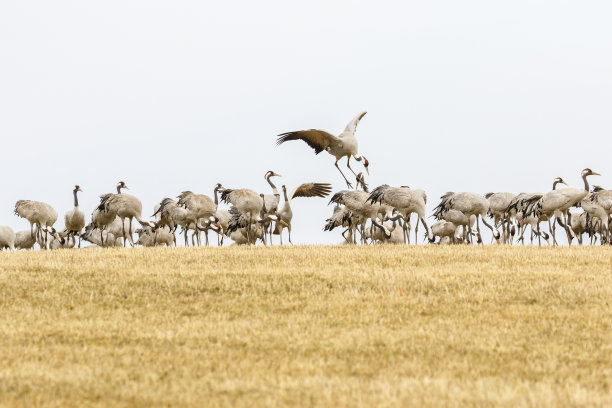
[583,174,590,192]
[73,190,79,207]
[214,188,219,205]
[552,180,560,190]
[267,176,279,196]
[283,188,289,202]
[117,185,122,194]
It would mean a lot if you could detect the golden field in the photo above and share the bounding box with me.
[0,245,611,407]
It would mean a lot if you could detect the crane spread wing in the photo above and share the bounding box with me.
[342,111,367,136]
[289,183,332,200]
[276,129,338,154]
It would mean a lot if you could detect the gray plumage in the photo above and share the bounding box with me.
[14,230,36,250]
[368,184,433,243]
[177,190,217,246]
[64,185,86,246]
[524,169,600,246]
[220,186,264,245]
[433,192,500,242]
[82,223,122,247]
[274,182,332,244]
[324,205,353,232]
[0,226,16,251]
[14,199,58,239]
[276,112,370,188]
[98,181,152,246]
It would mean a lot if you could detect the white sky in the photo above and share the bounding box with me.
[1,1,611,245]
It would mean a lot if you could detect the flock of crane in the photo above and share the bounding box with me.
[1,112,610,250]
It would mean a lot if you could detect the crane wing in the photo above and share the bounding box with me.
[592,190,612,209]
[289,183,332,200]
[342,111,367,136]
[276,129,338,154]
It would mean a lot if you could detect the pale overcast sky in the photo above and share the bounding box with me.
[1,1,610,245]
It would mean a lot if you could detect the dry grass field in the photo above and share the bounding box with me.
[0,246,611,407]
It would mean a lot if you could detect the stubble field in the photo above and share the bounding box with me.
[0,245,611,407]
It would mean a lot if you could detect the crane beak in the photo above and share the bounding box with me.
[591,171,601,176]
[274,173,282,177]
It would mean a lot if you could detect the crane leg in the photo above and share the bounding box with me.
[129,218,134,247]
[346,156,358,177]
[335,160,353,189]
[562,211,573,246]
[420,216,432,243]
[475,217,483,245]
[121,218,126,247]
[548,219,557,246]
[288,224,293,245]
[246,217,252,245]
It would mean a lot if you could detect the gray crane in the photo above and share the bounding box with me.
[433,192,501,243]
[14,230,36,250]
[176,190,217,246]
[64,185,85,247]
[276,112,370,188]
[14,199,58,248]
[219,185,264,245]
[0,226,16,251]
[153,198,190,246]
[485,192,515,244]
[330,189,388,244]
[524,169,600,246]
[261,171,282,243]
[273,182,332,244]
[580,185,611,244]
[368,185,434,244]
[98,181,152,247]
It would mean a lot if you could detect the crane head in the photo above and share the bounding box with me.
[582,168,601,177]
[357,156,370,175]
[117,181,129,190]
[356,173,368,192]
[554,177,568,186]
[74,185,83,192]
[265,171,282,179]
